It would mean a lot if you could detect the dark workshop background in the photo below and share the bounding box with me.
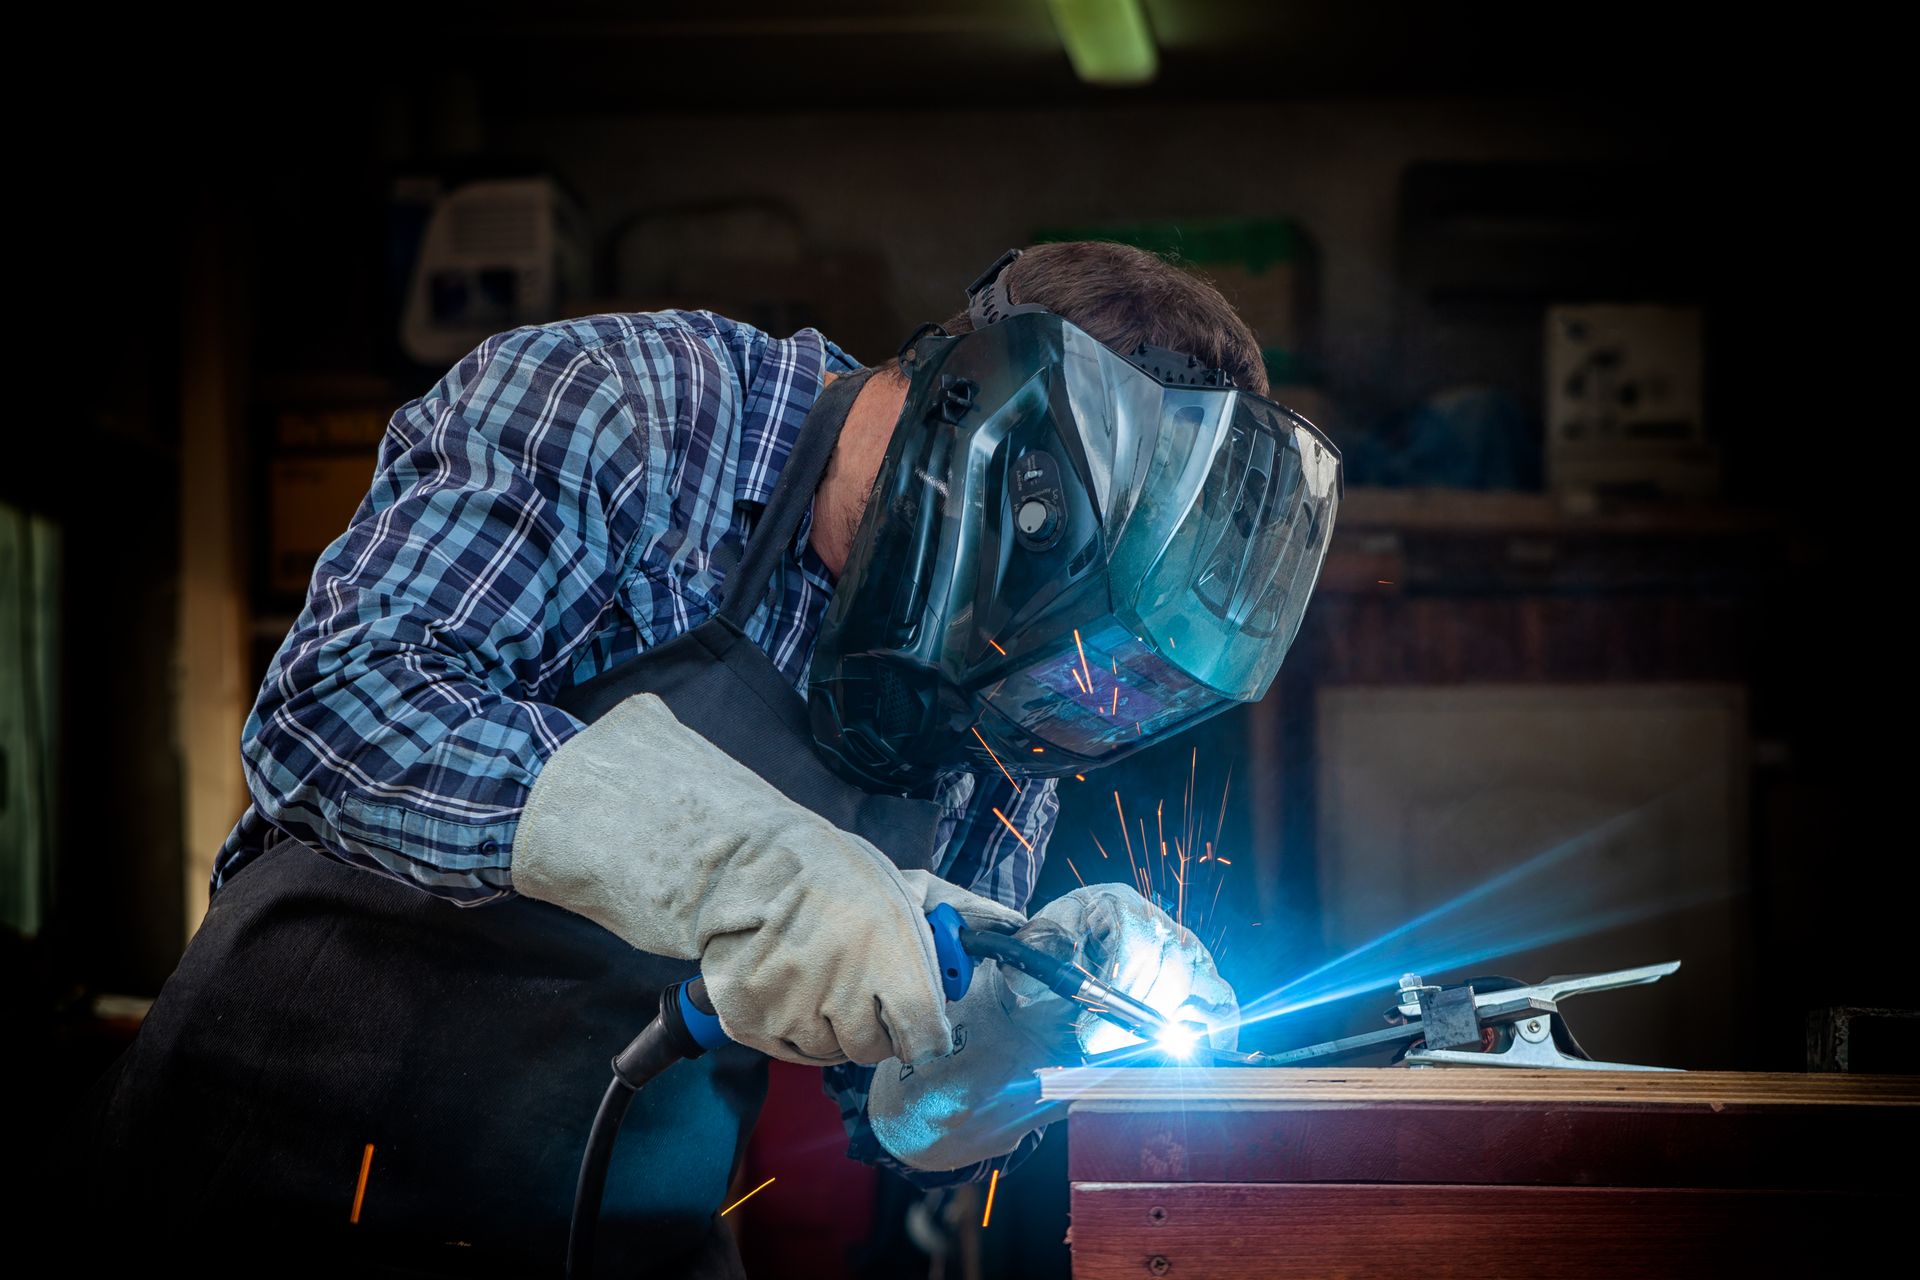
[5,3,1909,1275]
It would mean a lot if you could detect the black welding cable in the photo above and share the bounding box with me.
[566,983,710,1278]
[567,1076,637,1277]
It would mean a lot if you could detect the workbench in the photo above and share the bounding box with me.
[1041,1067,1914,1278]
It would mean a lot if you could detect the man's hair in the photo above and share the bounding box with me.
[933,240,1270,397]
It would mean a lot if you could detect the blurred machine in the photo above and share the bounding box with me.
[400,178,588,365]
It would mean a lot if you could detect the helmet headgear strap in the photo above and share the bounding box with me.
[965,248,1053,330]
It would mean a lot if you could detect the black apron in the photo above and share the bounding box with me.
[78,370,944,1276]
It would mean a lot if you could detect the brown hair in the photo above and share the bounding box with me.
[937,241,1270,397]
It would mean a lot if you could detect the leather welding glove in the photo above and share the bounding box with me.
[865,942,1083,1173]
[866,883,1239,1172]
[1015,883,1240,1056]
[513,692,1024,1066]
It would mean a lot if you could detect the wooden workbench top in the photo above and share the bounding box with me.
[1038,1065,1920,1109]
[1052,1066,1913,1277]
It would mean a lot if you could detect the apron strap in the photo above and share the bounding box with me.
[718,365,876,629]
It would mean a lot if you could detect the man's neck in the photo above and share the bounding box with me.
[811,369,908,577]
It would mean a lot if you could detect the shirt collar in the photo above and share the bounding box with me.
[735,328,862,570]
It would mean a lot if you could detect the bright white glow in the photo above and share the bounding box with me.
[1080,921,1201,1056]
[1154,1021,1200,1058]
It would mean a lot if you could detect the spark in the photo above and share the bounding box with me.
[1075,773,1087,782]
[350,1143,375,1224]
[1214,857,1231,866]
[971,726,1021,792]
[1213,764,1234,850]
[988,638,1008,655]
[991,807,1035,852]
[1072,667,1089,695]
[721,1176,776,1216]
[1185,748,1197,861]
[1378,579,1394,585]
[1066,857,1087,887]
[982,1168,1000,1228]
[1091,834,1111,860]
[1073,627,1094,693]
[1031,747,1046,754]
[1110,687,1119,716]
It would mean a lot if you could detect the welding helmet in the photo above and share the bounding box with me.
[808,249,1342,794]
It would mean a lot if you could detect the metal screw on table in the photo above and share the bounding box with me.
[1147,1256,1171,1276]
[1148,1206,1168,1225]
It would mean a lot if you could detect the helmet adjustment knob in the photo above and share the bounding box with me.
[1009,450,1065,551]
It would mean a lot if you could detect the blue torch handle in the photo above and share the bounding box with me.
[674,978,730,1052]
[926,902,975,1002]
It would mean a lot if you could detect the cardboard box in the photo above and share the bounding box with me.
[1546,304,1716,497]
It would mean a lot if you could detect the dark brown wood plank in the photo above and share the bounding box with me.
[1068,1182,1891,1279]
[1067,1103,1908,1190]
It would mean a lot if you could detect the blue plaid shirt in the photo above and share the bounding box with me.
[215,310,1058,1186]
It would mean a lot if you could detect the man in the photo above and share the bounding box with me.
[79,242,1341,1274]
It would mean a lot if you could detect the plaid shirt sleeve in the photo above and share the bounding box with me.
[238,324,648,901]
[823,773,1062,1188]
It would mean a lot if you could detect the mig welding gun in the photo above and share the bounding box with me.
[565,903,1190,1275]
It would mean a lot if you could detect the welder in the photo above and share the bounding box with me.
[75,242,1341,1275]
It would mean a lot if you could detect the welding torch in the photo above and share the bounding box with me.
[566,904,1186,1275]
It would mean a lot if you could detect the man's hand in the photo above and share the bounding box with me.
[866,882,1239,1172]
[513,693,1019,1066]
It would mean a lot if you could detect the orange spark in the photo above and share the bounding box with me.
[988,638,1008,655]
[982,1168,1001,1228]
[1091,834,1111,860]
[1215,857,1232,866]
[991,807,1035,852]
[1075,773,1087,782]
[1071,667,1089,695]
[971,726,1021,793]
[350,1143,375,1224]
[1110,687,1119,716]
[1213,765,1234,850]
[1030,747,1045,754]
[1073,628,1094,693]
[722,1176,777,1216]
[1128,817,1144,898]
[1065,857,1086,887]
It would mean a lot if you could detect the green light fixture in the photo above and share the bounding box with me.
[1046,0,1160,86]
